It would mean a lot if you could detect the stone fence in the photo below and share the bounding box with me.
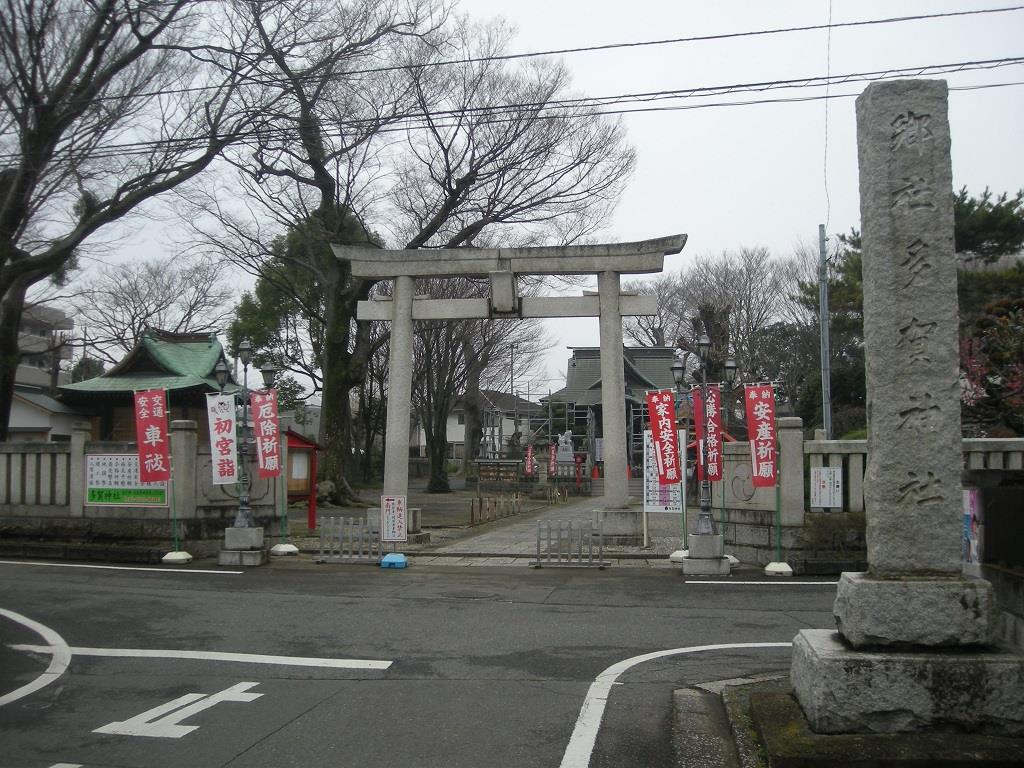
[0,420,282,560]
[704,418,1024,570]
[2,417,1021,567]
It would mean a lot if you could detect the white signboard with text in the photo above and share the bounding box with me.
[643,429,686,514]
[810,466,843,508]
[381,495,408,542]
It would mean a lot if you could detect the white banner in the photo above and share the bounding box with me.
[206,393,238,485]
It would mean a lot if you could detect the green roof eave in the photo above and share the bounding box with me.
[59,374,240,396]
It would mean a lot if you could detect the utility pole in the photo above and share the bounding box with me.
[818,224,833,440]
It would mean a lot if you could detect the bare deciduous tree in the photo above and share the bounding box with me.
[0,0,259,437]
[75,256,235,362]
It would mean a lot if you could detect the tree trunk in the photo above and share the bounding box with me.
[0,279,29,440]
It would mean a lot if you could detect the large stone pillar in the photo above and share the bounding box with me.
[383,275,414,500]
[597,270,628,508]
[791,79,1022,736]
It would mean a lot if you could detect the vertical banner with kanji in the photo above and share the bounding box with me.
[548,443,557,476]
[250,389,281,478]
[645,389,681,485]
[133,389,171,482]
[525,443,535,476]
[744,384,778,487]
[206,393,238,485]
[692,385,723,482]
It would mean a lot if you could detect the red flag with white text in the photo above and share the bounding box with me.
[692,385,723,482]
[646,389,681,485]
[134,389,171,482]
[744,384,777,488]
[250,389,281,479]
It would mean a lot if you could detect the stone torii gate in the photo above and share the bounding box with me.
[335,235,687,509]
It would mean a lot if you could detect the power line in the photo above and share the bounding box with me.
[62,5,1024,102]
[3,56,1019,163]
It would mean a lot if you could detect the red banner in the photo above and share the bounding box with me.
[525,443,535,476]
[548,443,557,476]
[646,389,681,485]
[134,389,171,482]
[250,389,281,478]
[744,384,777,487]
[692,385,723,482]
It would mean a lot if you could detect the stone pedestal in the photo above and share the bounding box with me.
[793,630,1024,736]
[682,533,730,575]
[833,572,996,649]
[219,526,269,567]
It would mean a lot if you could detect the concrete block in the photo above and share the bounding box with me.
[688,533,724,559]
[224,526,265,550]
[791,629,1024,735]
[682,557,731,576]
[218,548,268,567]
[834,572,997,648]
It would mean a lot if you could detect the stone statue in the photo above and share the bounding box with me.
[558,430,572,449]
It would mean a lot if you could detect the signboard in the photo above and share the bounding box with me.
[133,389,170,482]
[643,429,685,514]
[524,443,535,476]
[744,384,778,488]
[86,454,168,506]
[206,392,238,485]
[646,389,681,485]
[381,495,408,542]
[250,389,281,478]
[810,466,843,508]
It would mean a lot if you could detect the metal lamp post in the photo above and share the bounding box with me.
[213,339,275,529]
[670,357,688,549]
[695,333,716,536]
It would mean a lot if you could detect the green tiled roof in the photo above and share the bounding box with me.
[59,330,238,396]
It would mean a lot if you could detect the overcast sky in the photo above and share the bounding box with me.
[450,0,1024,394]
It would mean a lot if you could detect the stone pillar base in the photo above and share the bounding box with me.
[834,572,996,648]
[221,526,268,567]
[791,629,1024,736]
[681,557,731,576]
[219,549,269,567]
[224,526,265,550]
[687,533,723,559]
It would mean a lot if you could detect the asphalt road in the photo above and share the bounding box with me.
[0,559,837,768]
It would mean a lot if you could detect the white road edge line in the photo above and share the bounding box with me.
[10,644,393,670]
[686,580,839,585]
[0,560,243,575]
[0,609,73,707]
[559,641,792,768]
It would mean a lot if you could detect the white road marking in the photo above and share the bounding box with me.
[11,644,393,670]
[685,580,838,585]
[94,682,262,738]
[49,764,83,767]
[0,608,72,707]
[559,641,792,768]
[0,560,242,575]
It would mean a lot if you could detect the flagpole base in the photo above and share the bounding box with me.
[271,543,299,556]
[162,551,193,565]
[764,561,793,577]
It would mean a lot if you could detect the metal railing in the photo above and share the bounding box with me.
[530,513,609,568]
[316,516,381,564]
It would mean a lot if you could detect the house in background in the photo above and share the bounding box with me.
[6,305,85,441]
[411,389,544,460]
[545,346,677,473]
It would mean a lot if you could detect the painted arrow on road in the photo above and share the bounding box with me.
[93,682,263,738]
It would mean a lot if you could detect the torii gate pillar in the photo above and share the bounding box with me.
[340,235,687,511]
